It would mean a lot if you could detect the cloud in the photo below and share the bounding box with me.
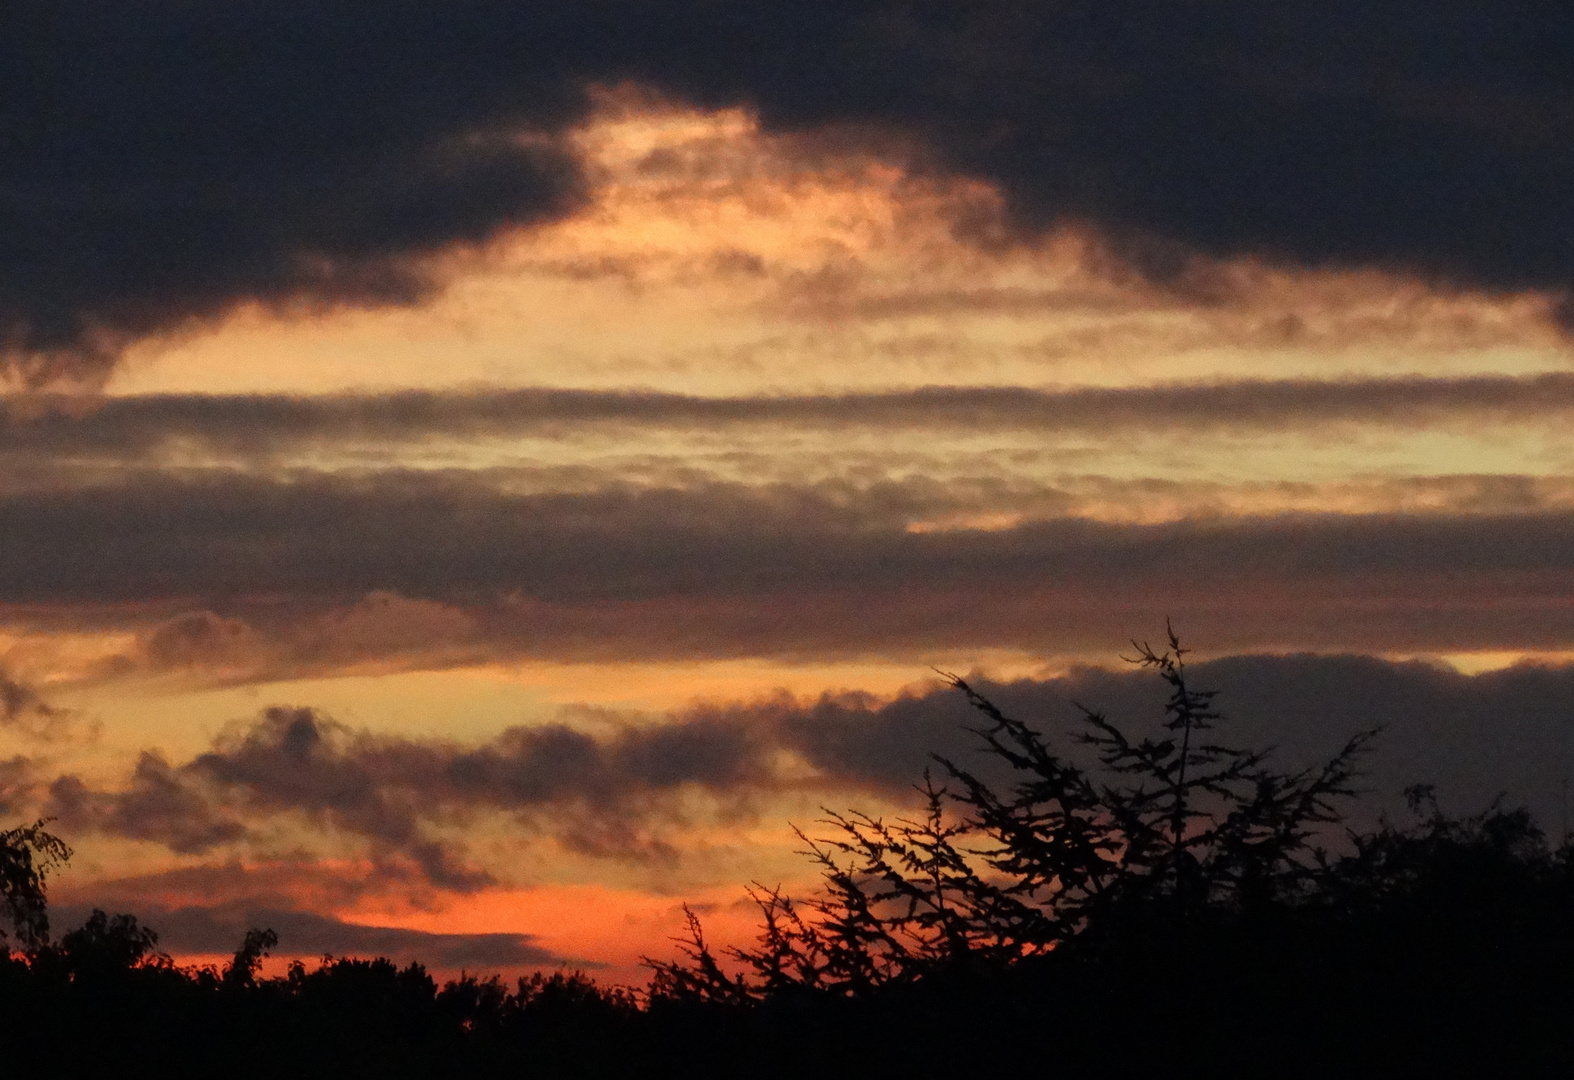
[0,667,80,740]
[10,375,1574,462]
[1,669,62,723]
[0,755,38,816]
[46,901,569,969]
[3,473,1574,661]
[3,1,590,384]
[708,2,1574,295]
[10,3,1574,380]
[46,702,791,878]
[900,657,1574,832]
[51,858,457,916]
[48,754,248,856]
[36,654,1574,891]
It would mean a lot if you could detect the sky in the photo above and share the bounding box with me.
[6,2,1574,982]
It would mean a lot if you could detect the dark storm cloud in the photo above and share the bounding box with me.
[889,658,1574,833]
[40,656,1574,881]
[10,2,1574,380]
[47,901,569,968]
[3,2,601,383]
[9,375,1574,458]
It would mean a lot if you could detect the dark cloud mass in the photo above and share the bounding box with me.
[729,656,1574,833]
[654,1,1574,295]
[3,1,592,383]
[41,657,1574,887]
[2,473,1574,657]
[8,2,1574,380]
[1,472,1570,603]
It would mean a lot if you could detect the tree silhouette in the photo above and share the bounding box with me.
[223,927,279,989]
[57,909,168,978]
[653,625,1376,1000]
[0,818,70,951]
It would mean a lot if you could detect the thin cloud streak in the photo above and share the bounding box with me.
[13,374,1574,459]
[0,473,1570,601]
[46,901,571,969]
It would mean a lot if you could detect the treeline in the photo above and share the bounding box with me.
[5,632,1574,1078]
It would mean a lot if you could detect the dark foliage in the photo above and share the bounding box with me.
[0,818,70,949]
[650,627,1378,995]
[4,633,1573,1077]
[647,629,1574,1077]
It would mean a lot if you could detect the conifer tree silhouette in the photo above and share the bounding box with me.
[655,624,1376,999]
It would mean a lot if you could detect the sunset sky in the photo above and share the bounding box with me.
[6,2,1574,982]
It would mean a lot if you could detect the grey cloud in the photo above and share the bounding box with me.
[39,654,1574,887]
[0,667,81,741]
[808,658,1574,833]
[0,672,49,722]
[49,754,247,855]
[3,2,592,384]
[3,473,1574,658]
[51,859,459,916]
[48,703,787,878]
[0,472,1569,600]
[0,669,63,724]
[595,656,1574,834]
[47,901,570,970]
[10,376,1574,461]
